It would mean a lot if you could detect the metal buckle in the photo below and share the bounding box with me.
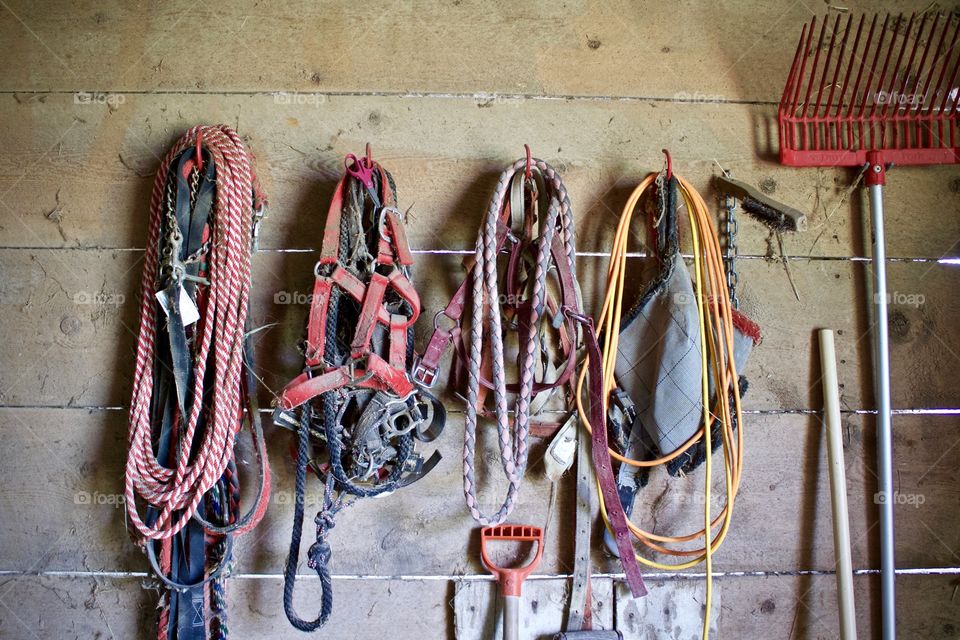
[412,357,437,388]
[610,388,636,424]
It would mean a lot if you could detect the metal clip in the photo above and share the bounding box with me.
[251,203,266,252]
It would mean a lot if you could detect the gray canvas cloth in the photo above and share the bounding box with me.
[615,250,704,462]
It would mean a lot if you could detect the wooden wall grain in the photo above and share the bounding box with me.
[1,1,958,638]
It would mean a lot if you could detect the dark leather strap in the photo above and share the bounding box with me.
[567,308,647,598]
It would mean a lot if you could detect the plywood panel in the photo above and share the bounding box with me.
[0,0,934,102]
[2,572,959,639]
[3,408,957,576]
[1,93,958,259]
[2,248,957,411]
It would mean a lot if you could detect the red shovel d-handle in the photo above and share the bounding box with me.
[480,525,544,597]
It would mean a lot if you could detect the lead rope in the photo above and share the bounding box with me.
[461,156,575,525]
[275,145,444,632]
[124,125,271,640]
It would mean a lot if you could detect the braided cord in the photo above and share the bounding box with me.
[462,157,575,525]
[283,409,335,632]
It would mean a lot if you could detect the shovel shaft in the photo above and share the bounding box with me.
[869,184,895,640]
[503,594,520,640]
[819,329,858,640]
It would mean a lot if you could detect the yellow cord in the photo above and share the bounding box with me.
[578,171,744,640]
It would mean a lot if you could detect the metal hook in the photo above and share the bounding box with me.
[195,132,203,172]
[661,148,672,181]
[524,144,532,180]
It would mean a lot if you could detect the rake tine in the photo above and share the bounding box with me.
[792,16,818,149]
[879,14,917,149]
[930,18,960,146]
[861,14,896,150]
[914,13,946,115]
[849,15,880,151]
[935,21,960,149]
[823,16,855,150]
[813,16,842,116]
[909,13,943,148]
[801,16,830,120]
[781,20,809,154]
[812,16,844,149]
[826,15,854,117]
[838,15,868,148]
[892,13,927,148]
[781,22,807,114]
[791,18,816,114]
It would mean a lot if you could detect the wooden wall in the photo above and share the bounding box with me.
[1,1,958,638]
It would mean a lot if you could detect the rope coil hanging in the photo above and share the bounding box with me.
[124,124,271,639]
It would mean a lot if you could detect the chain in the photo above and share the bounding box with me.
[723,189,739,310]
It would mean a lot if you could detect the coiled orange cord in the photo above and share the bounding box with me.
[576,170,744,640]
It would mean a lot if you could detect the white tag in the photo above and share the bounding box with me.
[178,287,200,326]
[155,286,200,326]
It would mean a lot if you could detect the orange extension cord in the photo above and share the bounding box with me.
[576,169,744,640]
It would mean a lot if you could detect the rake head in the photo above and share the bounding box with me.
[778,13,960,167]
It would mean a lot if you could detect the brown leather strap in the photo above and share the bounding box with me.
[570,309,647,598]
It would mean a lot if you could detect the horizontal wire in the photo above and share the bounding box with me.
[0,88,778,107]
[1,245,957,264]
[1,405,959,416]
[1,566,957,581]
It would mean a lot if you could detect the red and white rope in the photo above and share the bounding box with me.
[124,125,259,542]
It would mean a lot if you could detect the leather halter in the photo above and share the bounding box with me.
[274,146,444,632]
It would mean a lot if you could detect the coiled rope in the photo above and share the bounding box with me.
[462,156,578,525]
[124,125,270,638]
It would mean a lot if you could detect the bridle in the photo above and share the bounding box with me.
[413,152,579,526]
[412,150,643,602]
[273,144,444,632]
[124,125,271,640]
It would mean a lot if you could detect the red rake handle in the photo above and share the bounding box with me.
[480,525,544,597]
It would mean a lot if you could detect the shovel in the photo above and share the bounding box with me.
[480,525,544,640]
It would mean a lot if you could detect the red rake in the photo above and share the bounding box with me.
[778,13,960,640]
